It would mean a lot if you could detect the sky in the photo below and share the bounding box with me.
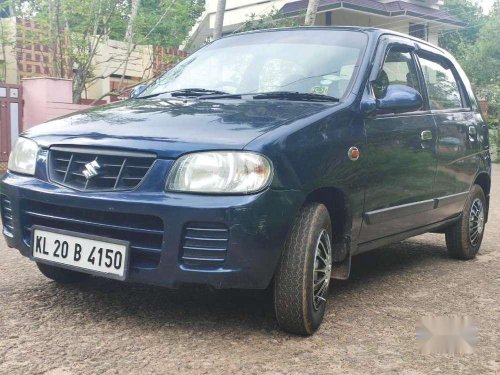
[476,0,495,14]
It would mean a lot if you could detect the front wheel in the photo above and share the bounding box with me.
[273,203,333,335]
[445,185,487,260]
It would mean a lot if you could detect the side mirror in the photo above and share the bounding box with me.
[129,84,147,99]
[376,84,423,113]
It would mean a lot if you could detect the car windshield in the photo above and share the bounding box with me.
[139,29,368,100]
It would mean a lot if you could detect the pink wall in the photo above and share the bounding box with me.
[22,78,91,131]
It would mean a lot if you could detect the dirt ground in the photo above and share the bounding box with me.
[0,166,498,375]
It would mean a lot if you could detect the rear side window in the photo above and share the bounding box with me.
[418,57,463,110]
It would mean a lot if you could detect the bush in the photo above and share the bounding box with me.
[490,128,500,163]
[477,85,500,120]
[486,117,500,129]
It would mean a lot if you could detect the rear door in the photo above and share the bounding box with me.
[359,38,438,243]
[416,52,477,218]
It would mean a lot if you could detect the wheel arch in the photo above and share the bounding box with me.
[473,172,491,221]
[304,186,352,264]
[474,172,491,196]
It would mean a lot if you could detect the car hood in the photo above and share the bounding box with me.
[24,98,333,158]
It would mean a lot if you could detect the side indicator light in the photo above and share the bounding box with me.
[348,147,360,161]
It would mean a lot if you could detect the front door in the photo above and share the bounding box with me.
[359,43,438,243]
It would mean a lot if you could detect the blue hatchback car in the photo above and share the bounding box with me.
[1,27,491,335]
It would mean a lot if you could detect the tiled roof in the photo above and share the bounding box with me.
[280,0,466,27]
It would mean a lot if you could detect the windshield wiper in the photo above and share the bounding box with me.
[170,88,230,97]
[199,91,340,102]
[252,91,340,102]
[138,88,230,99]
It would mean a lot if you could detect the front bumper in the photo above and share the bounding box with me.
[1,171,303,289]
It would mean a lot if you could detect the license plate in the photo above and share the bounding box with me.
[32,226,129,280]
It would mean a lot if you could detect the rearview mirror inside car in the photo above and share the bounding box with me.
[129,84,147,99]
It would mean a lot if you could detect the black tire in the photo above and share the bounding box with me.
[273,203,333,335]
[445,185,486,260]
[36,262,90,284]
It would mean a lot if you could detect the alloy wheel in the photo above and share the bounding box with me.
[469,198,484,246]
[312,230,333,310]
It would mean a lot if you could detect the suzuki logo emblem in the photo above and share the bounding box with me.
[82,160,101,180]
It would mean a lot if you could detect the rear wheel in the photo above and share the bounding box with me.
[445,185,486,260]
[36,262,90,284]
[273,203,333,335]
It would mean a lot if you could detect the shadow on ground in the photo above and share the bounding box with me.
[24,238,451,333]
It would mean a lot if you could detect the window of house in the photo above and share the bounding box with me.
[325,12,332,26]
[409,23,428,41]
[373,49,421,101]
[418,57,463,110]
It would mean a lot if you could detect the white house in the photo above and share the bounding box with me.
[186,0,465,50]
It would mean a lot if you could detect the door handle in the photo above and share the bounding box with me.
[420,130,433,141]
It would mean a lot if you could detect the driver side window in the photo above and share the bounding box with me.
[373,49,422,101]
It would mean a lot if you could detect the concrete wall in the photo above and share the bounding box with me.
[22,78,90,130]
[84,38,155,102]
[2,19,183,102]
[318,9,440,44]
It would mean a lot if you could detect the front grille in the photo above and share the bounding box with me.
[1,195,14,236]
[180,223,229,268]
[22,200,164,269]
[49,147,155,191]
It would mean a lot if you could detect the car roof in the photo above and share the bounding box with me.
[219,26,449,57]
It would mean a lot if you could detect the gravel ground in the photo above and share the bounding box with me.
[1,166,499,375]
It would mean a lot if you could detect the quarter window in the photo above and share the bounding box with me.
[418,57,463,110]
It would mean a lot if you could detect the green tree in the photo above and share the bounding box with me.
[439,0,500,121]
[114,0,204,48]
[459,2,500,86]
[7,0,204,102]
[0,21,13,82]
[459,2,500,120]
[236,8,301,34]
[439,0,485,60]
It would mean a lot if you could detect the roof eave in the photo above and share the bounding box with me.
[281,3,466,28]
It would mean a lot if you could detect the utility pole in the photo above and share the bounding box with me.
[213,0,226,40]
[305,0,320,26]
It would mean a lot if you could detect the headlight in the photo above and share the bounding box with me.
[166,151,273,194]
[8,137,39,176]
